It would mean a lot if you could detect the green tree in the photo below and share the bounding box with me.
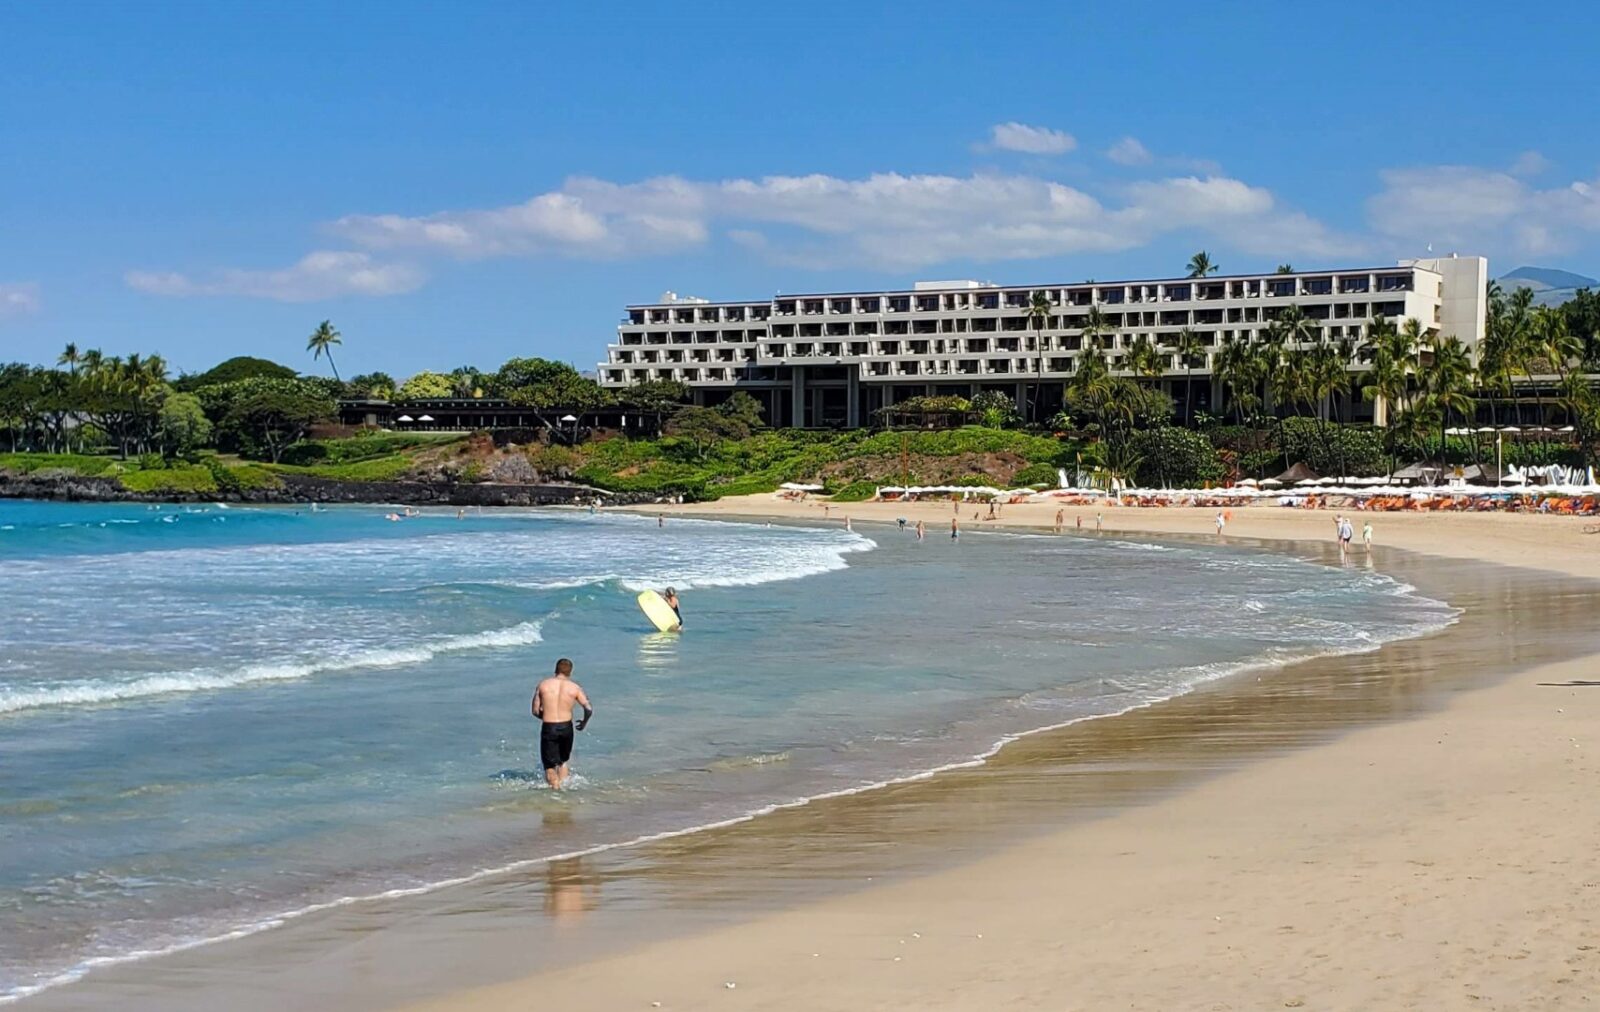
[1024,290,1053,422]
[1213,334,1258,424]
[344,372,396,400]
[174,356,298,392]
[445,365,486,398]
[616,379,689,411]
[492,357,578,396]
[1125,334,1165,389]
[716,391,766,429]
[506,373,612,410]
[1174,328,1204,425]
[396,371,455,401]
[221,385,335,462]
[1186,251,1218,278]
[666,405,748,461]
[306,320,342,382]
[157,391,213,457]
[970,389,1020,428]
[1275,264,1294,274]
[1416,334,1475,462]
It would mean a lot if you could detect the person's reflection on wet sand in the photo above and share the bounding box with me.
[543,858,599,921]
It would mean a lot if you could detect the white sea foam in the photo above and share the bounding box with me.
[0,620,545,716]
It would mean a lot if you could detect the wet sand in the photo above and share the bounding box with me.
[26,503,1600,1010]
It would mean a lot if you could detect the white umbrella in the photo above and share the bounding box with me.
[396,414,414,423]
[416,414,434,422]
[1235,478,1259,486]
[1260,478,1283,487]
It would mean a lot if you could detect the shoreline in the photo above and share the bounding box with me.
[19,501,1598,1010]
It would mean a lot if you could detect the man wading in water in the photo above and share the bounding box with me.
[532,658,593,790]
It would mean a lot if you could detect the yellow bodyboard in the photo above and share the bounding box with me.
[636,590,681,632]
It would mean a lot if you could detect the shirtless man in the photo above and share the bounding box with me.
[532,658,593,790]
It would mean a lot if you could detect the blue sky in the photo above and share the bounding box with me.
[3,1,1598,379]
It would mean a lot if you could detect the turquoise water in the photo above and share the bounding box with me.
[0,500,1454,1001]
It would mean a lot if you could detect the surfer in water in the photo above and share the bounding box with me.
[532,658,593,790]
[662,587,684,630]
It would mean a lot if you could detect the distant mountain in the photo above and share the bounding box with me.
[1498,266,1598,306]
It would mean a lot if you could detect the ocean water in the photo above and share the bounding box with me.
[0,500,1455,1002]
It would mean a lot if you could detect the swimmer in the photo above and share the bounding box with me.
[532,659,593,791]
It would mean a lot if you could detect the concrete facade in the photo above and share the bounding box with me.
[598,258,1489,427]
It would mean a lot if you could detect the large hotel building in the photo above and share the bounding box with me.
[597,256,1488,428]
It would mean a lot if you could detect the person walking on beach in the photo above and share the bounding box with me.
[1095,512,1103,532]
[1363,520,1373,552]
[951,517,960,540]
[916,519,925,541]
[657,515,664,528]
[1214,510,1227,537]
[532,658,593,791]
[1338,516,1355,556]
[1053,508,1064,534]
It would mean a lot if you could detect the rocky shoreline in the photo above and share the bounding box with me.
[0,472,658,507]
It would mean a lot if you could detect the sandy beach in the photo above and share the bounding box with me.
[399,499,1600,1012]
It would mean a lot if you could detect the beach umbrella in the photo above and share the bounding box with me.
[1558,426,1576,433]
[416,414,434,422]
[1260,478,1283,487]
[396,414,414,423]
[1235,478,1259,486]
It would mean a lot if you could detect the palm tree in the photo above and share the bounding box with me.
[1186,251,1217,279]
[307,320,343,383]
[1174,327,1204,425]
[1417,335,1475,464]
[1079,304,1110,352]
[1505,287,1537,425]
[1275,264,1294,274]
[58,343,81,376]
[1214,333,1258,424]
[1025,290,1053,423]
[1126,334,1164,388]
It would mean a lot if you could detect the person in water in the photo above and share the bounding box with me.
[662,587,684,630]
[532,658,593,790]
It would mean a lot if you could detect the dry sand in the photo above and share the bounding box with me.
[407,498,1600,1011]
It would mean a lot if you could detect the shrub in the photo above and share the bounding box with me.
[118,466,218,494]
[1130,427,1227,488]
[1277,418,1385,477]
[0,453,119,476]
[136,452,166,471]
[1012,462,1061,487]
[204,458,283,493]
[829,480,879,502]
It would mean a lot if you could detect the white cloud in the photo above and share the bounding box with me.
[1367,165,1600,257]
[1106,136,1153,166]
[986,122,1077,155]
[126,251,424,302]
[1509,150,1550,178]
[324,169,1358,271]
[0,282,41,320]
